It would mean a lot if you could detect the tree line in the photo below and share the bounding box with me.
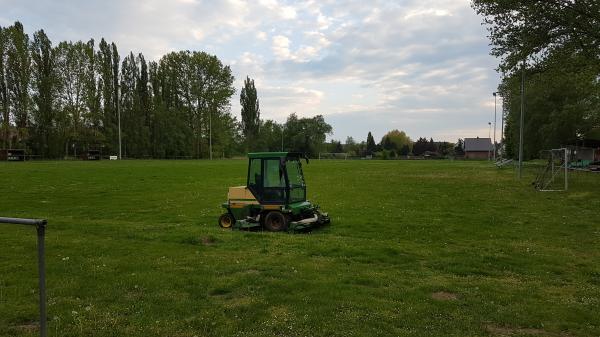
[325,129,459,159]
[472,0,600,159]
[0,22,333,159]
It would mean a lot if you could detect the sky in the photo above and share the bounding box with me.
[0,0,503,143]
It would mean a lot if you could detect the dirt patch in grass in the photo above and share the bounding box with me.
[13,322,39,333]
[201,236,217,246]
[485,324,547,336]
[180,235,218,246]
[223,295,255,308]
[431,291,459,301]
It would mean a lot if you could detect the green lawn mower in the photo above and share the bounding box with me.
[218,152,330,232]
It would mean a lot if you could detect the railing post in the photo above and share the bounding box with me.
[0,217,47,337]
[36,221,47,337]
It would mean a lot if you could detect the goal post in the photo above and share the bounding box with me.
[318,152,348,160]
[533,148,568,191]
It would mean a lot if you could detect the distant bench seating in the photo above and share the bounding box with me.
[495,158,513,168]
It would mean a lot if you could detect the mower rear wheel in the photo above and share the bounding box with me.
[264,211,288,232]
[218,213,234,229]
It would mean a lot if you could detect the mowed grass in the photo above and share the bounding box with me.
[0,159,598,337]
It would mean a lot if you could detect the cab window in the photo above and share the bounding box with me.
[264,159,285,187]
[248,158,261,188]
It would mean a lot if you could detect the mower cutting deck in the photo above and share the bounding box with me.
[218,152,330,232]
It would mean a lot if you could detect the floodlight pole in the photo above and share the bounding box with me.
[493,92,497,161]
[500,94,505,158]
[209,111,212,160]
[518,59,526,179]
[117,83,122,160]
[488,122,492,161]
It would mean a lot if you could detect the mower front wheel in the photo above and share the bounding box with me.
[263,211,288,232]
[218,213,235,229]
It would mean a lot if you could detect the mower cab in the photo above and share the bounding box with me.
[219,152,330,232]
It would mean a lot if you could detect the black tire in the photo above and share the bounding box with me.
[218,213,235,229]
[263,211,288,232]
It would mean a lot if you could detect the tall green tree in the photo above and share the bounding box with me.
[344,136,358,155]
[55,40,94,155]
[471,0,600,73]
[454,139,465,156]
[6,22,31,147]
[83,39,102,148]
[30,29,56,157]
[256,119,283,152]
[111,42,120,154]
[0,26,9,149]
[120,52,137,157]
[97,38,116,153]
[200,52,235,158]
[412,137,429,156]
[380,130,412,153]
[240,76,259,149]
[474,0,600,158]
[284,113,332,156]
[500,58,599,158]
[366,131,376,155]
[136,53,150,156]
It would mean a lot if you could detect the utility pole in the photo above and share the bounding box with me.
[209,107,212,160]
[493,92,497,161]
[500,94,505,159]
[488,122,492,161]
[518,59,525,179]
[281,125,284,151]
[117,83,122,160]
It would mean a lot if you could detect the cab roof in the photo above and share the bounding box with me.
[247,152,304,159]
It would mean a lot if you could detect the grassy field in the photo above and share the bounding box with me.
[0,159,598,337]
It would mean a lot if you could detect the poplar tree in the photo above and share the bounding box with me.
[366,131,376,155]
[0,26,9,149]
[30,29,55,156]
[6,22,31,147]
[240,76,260,148]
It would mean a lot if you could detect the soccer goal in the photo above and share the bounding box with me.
[318,152,348,160]
[533,148,568,191]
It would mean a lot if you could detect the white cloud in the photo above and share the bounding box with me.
[256,31,267,41]
[260,86,324,119]
[272,35,292,60]
[1,0,501,141]
[404,8,453,20]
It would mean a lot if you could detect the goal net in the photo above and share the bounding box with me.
[318,152,348,160]
[533,148,568,191]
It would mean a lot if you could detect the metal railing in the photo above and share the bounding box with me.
[0,217,47,337]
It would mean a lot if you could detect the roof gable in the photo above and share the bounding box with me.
[464,138,492,152]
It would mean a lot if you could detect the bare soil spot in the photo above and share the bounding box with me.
[201,236,216,246]
[485,324,546,336]
[431,291,459,301]
[223,295,254,308]
[13,322,39,332]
